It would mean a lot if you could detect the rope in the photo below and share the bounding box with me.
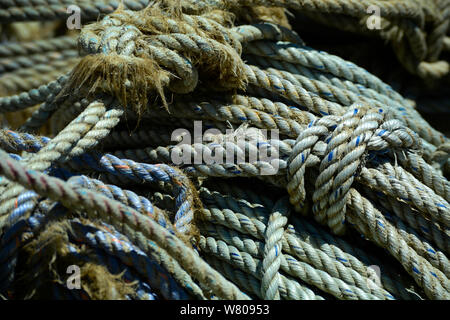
[196,183,420,299]
[261,197,290,299]
[0,0,152,23]
[0,74,68,112]
[0,148,249,300]
[0,50,78,74]
[0,36,77,57]
[211,0,449,79]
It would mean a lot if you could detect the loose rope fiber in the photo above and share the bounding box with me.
[0,0,449,300]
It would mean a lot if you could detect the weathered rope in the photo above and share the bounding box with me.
[0,74,68,112]
[0,36,77,57]
[0,0,152,23]
[0,0,448,300]
[0,148,249,300]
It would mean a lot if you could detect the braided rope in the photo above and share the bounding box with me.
[0,74,68,112]
[346,189,450,299]
[0,50,78,74]
[0,0,448,300]
[0,36,77,57]
[0,129,199,237]
[197,184,418,299]
[261,197,290,299]
[0,0,152,23]
[0,100,122,219]
[0,148,249,300]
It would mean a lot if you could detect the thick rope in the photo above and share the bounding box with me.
[0,0,448,300]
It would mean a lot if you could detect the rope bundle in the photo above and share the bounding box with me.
[0,0,449,300]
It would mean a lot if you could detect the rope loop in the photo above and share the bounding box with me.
[287,105,421,234]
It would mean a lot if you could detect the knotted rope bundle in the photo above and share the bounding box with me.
[66,4,247,110]
[0,0,449,300]
[287,106,421,234]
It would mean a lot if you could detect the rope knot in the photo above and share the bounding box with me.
[287,105,420,235]
[63,2,247,111]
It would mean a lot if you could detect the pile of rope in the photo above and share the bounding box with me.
[0,0,449,300]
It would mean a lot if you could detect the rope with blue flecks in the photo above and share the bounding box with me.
[0,0,449,300]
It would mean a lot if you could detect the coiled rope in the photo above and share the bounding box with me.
[0,0,448,300]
